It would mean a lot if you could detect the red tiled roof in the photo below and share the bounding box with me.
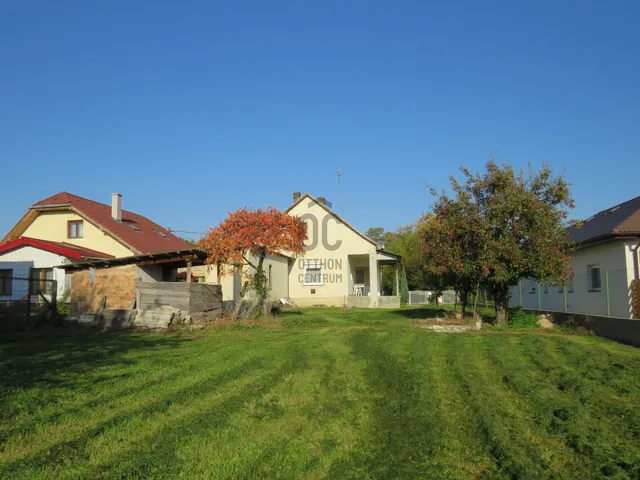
[32,192,194,255]
[0,237,114,260]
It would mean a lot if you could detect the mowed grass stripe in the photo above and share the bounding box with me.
[481,334,596,477]
[326,327,448,478]
[410,331,496,479]
[0,332,302,468]
[520,335,640,477]
[448,334,569,479]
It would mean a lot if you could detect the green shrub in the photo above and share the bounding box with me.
[507,307,538,329]
[57,288,72,317]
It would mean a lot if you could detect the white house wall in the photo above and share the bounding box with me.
[509,240,635,318]
[0,246,70,300]
[200,254,289,303]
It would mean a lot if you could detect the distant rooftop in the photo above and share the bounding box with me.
[567,195,640,245]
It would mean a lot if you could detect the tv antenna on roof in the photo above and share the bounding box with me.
[337,168,344,218]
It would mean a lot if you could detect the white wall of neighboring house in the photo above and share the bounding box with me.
[509,239,637,318]
[198,254,289,303]
[0,246,71,301]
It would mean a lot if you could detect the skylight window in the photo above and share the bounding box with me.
[610,206,620,212]
[585,216,595,222]
[124,222,140,231]
[155,229,169,238]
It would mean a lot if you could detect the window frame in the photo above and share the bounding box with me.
[67,220,84,239]
[587,264,602,292]
[303,260,324,286]
[29,268,54,296]
[0,269,12,296]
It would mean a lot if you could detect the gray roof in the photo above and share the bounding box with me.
[567,195,640,245]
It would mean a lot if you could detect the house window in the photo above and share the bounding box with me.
[0,269,12,296]
[558,283,574,294]
[30,268,54,295]
[304,259,323,286]
[68,220,83,238]
[355,268,366,285]
[588,265,601,291]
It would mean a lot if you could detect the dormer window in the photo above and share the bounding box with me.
[68,220,83,238]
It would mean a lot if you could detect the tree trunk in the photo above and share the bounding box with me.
[493,287,510,326]
[231,280,248,322]
[459,289,469,314]
[254,251,269,318]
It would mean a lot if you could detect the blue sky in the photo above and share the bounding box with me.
[1,0,639,241]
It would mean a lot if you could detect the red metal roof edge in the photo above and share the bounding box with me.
[0,237,114,260]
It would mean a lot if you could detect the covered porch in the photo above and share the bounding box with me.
[347,251,401,308]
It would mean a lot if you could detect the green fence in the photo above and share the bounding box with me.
[511,268,637,319]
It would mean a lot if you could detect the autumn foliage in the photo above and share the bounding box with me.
[198,206,306,319]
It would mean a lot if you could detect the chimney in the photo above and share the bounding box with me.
[293,191,301,202]
[317,196,326,205]
[111,193,122,222]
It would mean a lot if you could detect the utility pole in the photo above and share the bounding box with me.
[337,169,344,218]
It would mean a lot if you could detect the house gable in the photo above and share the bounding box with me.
[2,191,193,257]
[20,210,135,258]
[286,193,379,254]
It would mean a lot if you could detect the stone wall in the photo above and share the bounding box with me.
[71,265,137,315]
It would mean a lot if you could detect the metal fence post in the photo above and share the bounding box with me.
[563,286,567,313]
[26,275,32,325]
[51,280,58,323]
[538,281,541,311]
[519,280,522,307]
[605,270,611,317]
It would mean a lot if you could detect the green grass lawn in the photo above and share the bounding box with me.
[1,306,640,479]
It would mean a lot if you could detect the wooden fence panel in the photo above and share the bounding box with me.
[137,282,222,315]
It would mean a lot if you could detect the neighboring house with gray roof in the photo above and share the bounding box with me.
[510,195,640,318]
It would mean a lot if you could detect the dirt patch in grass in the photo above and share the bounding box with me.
[411,315,470,327]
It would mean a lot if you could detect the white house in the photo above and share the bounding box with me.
[0,237,114,301]
[196,192,402,308]
[510,195,640,318]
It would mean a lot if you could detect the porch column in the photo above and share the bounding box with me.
[369,254,379,307]
[186,260,192,283]
[395,262,400,296]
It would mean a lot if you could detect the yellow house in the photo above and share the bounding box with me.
[0,192,196,303]
[198,192,401,309]
[285,192,401,308]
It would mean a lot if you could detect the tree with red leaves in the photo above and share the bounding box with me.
[198,206,306,320]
